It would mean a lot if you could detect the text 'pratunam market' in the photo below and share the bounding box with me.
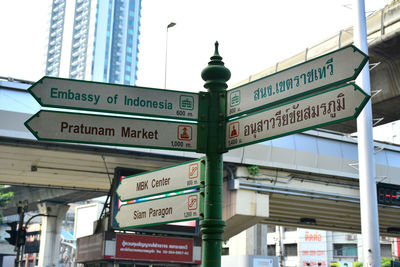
[60,121,159,139]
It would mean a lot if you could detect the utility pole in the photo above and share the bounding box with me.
[353,0,382,266]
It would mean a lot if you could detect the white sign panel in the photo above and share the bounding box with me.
[117,159,204,201]
[226,83,369,149]
[115,192,200,228]
[298,229,328,267]
[253,258,274,267]
[227,45,368,118]
[339,262,354,267]
[29,76,199,120]
[25,110,197,151]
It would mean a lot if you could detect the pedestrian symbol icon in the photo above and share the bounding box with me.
[188,194,198,210]
[189,163,199,179]
[229,122,239,138]
[178,125,192,141]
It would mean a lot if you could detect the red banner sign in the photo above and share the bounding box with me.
[116,234,193,263]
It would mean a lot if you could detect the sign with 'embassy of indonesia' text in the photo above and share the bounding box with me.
[25,110,197,151]
[29,76,199,120]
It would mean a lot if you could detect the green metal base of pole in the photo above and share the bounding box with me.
[200,218,226,266]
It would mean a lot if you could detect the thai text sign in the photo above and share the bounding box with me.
[227,45,368,118]
[117,159,204,201]
[115,192,200,228]
[116,234,194,263]
[25,110,197,151]
[298,229,328,267]
[29,76,199,120]
[226,83,369,149]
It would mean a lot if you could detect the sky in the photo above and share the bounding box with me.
[0,0,391,93]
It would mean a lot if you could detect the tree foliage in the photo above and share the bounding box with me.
[0,185,14,223]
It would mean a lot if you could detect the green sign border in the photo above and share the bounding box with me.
[226,45,369,119]
[29,76,201,121]
[226,83,370,150]
[116,158,205,202]
[24,109,198,152]
[115,191,200,229]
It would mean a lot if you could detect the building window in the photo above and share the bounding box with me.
[284,243,298,256]
[267,225,276,233]
[284,227,297,232]
[333,244,357,257]
[267,245,276,256]
[381,244,392,258]
[222,247,229,256]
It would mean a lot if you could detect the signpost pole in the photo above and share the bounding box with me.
[200,42,231,267]
[353,0,381,266]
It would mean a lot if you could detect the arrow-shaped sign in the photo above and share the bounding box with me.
[226,83,370,150]
[115,192,200,228]
[25,110,198,151]
[28,76,200,120]
[227,45,368,118]
[117,158,205,201]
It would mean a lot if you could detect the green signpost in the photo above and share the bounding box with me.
[25,42,370,267]
[226,45,368,118]
[226,83,370,150]
[28,76,201,120]
[25,110,198,151]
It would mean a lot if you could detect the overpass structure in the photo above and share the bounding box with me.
[0,77,400,239]
[0,1,400,262]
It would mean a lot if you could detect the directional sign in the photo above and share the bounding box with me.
[226,45,368,118]
[117,158,205,201]
[226,83,370,150]
[115,192,200,228]
[29,76,200,120]
[25,110,198,151]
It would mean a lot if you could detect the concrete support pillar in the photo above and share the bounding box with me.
[245,224,268,255]
[37,202,69,267]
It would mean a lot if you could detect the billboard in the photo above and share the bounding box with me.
[116,233,194,263]
[298,229,328,267]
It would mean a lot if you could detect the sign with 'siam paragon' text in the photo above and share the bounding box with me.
[25,110,197,151]
[29,76,199,120]
[115,192,200,228]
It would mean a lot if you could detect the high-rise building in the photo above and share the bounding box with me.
[45,0,141,85]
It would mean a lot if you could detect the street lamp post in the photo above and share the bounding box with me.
[164,22,176,88]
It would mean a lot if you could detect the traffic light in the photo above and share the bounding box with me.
[5,221,18,246]
[18,226,26,246]
[377,183,400,206]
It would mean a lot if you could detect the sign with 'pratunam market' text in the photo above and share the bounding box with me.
[24,110,197,151]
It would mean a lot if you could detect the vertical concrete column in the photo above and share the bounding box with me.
[245,224,268,255]
[37,202,69,267]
